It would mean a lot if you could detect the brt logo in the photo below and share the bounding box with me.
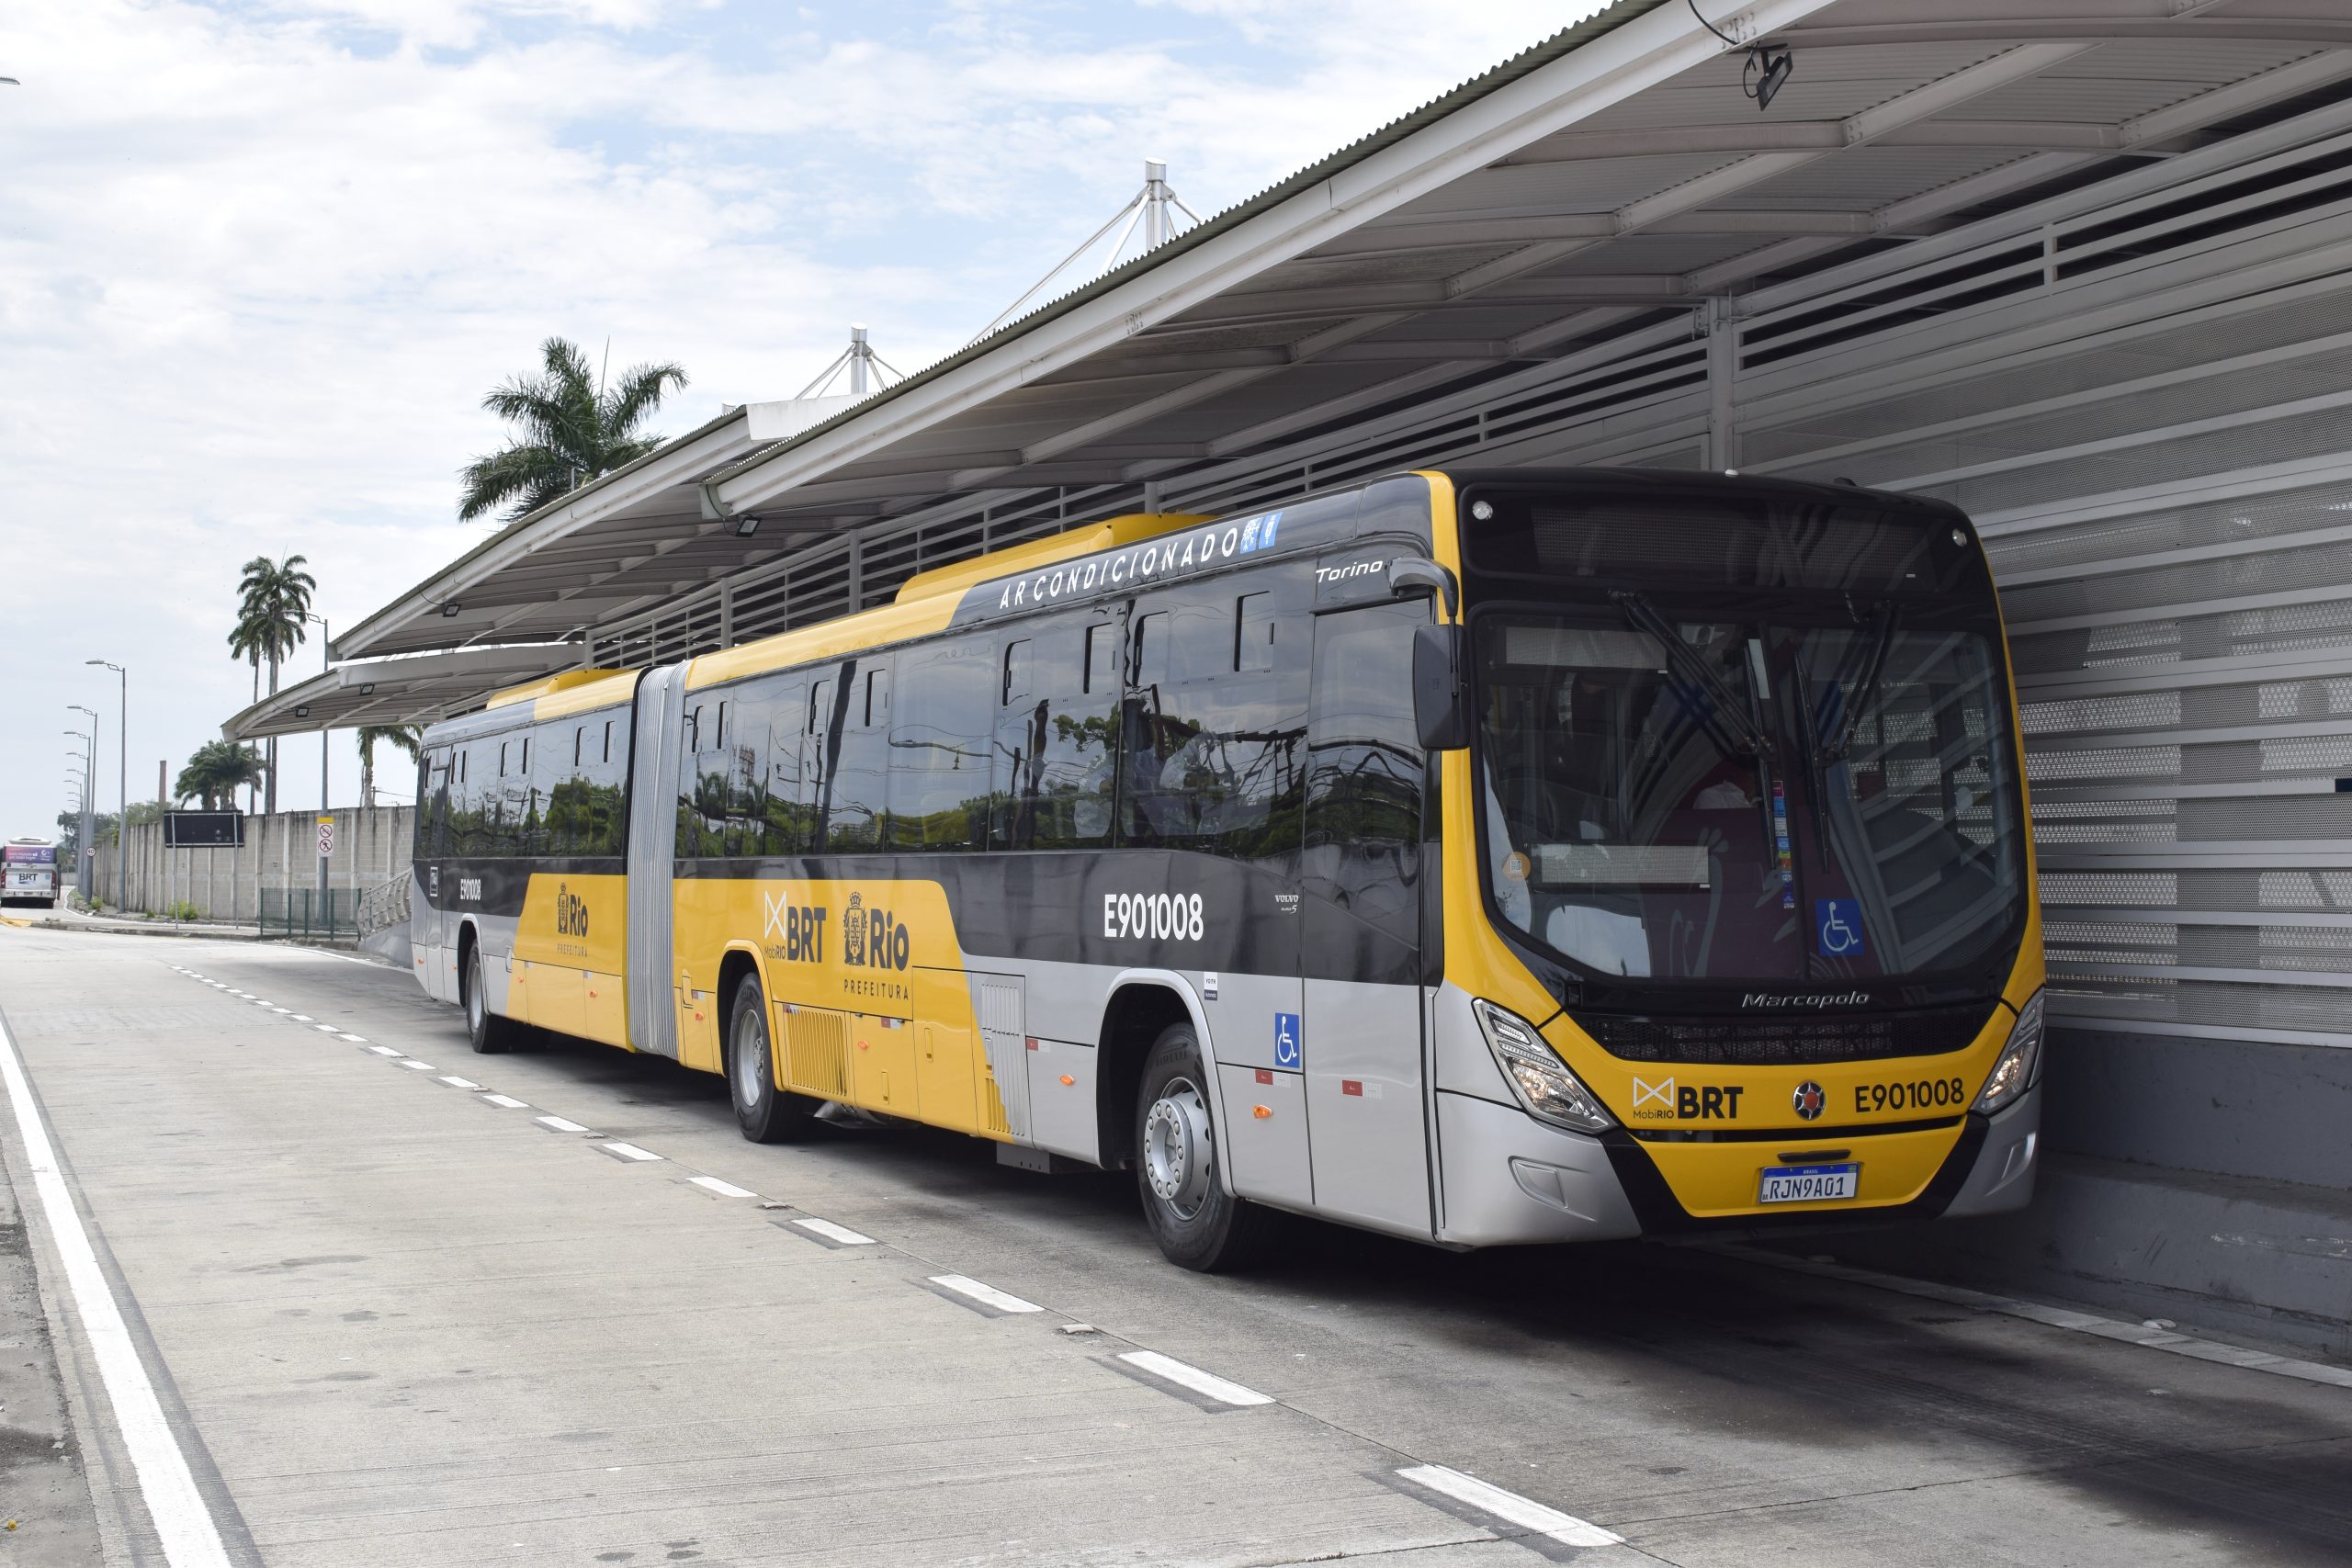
[1629,1077,1746,1121]
[842,892,911,972]
[555,884,590,938]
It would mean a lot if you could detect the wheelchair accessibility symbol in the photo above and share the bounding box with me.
[1815,899,1864,958]
[1273,1012,1302,1070]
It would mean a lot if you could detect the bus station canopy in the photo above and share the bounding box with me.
[247,0,2352,729]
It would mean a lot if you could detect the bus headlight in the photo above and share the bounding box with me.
[1972,989,2045,1115]
[1473,999,1614,1134]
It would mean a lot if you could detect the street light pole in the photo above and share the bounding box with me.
[86,660,127,911]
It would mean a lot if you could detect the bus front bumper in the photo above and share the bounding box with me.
[1433,1087,2041,1247]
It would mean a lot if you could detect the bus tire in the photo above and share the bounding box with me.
[463,942,524,1055]
[1136,1021,1274,1273]
[728,973,818,1145]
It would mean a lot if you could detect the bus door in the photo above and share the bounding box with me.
[1299,597,1433,1235]
[626,663,689,1060]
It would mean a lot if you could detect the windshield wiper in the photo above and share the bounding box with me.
[1790,647,1836,869]
[1825,600,1902,761]
[1611,590,1771,759]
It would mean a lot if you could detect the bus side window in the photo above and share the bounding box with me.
[758,682,809,855]
[995,612,1118,851]
[1003,639,1032,705]
[823,660,891,852]
[1121,572,1307,860]
[1304,602,1426,978]
[891,643,992,852]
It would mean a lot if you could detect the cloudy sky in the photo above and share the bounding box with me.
[1,0,1600,840]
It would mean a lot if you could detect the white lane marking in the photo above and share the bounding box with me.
[690,1176,756,1199]
[1116,1350,1272,1406]
[1395,1465,1621,1548]
[536,1115,591,1134]
[481,1094,528,1109]
[249,1000,272,1008]
[266,1007,289,1014]
[437,1076,483,1090]
[336,1033,367,1043]
[792,1217,876,1246]
[312,1024,337,1033]
[0,1014,236,1567]
[365,1045,401,1056]
[288,1014,312,1022]
[399,1060,436,1072]
[1716,1245,2352,1391]
[930,1275,1045,1314]
[602,1142,662,1162]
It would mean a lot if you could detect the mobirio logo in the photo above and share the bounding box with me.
[842,890,912,972]
[990,512,1285,614]
[1102,892,1205,942]
[554,884,590,938]
[1315,558,1386,585]
[1740,990,1869,1009]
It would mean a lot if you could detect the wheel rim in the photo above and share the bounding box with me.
[1143,1074,1214,1221]
[732,1007,766,1110]
[466,954,483,1032]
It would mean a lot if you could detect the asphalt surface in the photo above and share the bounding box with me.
[0,925,2346,1567]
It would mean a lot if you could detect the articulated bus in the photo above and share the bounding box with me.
[410,468,2045,1269]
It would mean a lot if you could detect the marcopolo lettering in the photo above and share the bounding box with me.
[1740,989,1869,1009]
[1102,892,1205,942]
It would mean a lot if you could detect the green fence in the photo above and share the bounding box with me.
[259,887,360,942]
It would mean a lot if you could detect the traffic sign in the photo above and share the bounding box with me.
[316,816,335,860]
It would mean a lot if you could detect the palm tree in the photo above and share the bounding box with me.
[176,742,268,811]
[356,725,424,808]
[458,337,688,525]
[233,554,316,815]
[225,612,270,813]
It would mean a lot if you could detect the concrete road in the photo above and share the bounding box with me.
[1,927,2346,1568]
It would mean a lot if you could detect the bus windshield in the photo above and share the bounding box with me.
[1462,481,2027,990]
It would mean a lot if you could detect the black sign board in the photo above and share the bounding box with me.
[164,811,244,849]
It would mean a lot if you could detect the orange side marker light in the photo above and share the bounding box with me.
[1059,1074,1075,1087]
[1252,1105,1272,1120]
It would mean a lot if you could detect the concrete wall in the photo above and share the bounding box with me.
[89,807,413,919]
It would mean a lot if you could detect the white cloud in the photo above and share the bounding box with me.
[0,0,1598,834]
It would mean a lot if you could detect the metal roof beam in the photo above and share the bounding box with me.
[1500,120,2126,163]
[1773,18,2352,48]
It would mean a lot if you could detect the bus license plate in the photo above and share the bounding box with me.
[1758,1163,1860,1204]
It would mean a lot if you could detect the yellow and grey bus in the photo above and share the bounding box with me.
[409,469,2046,1269]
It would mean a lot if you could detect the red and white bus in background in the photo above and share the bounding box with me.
[2,840,60,908]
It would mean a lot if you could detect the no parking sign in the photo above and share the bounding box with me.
[316,816,335,860]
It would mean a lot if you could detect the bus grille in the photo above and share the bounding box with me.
[786,1009,850,1097]
[1570,1003,1997,1065]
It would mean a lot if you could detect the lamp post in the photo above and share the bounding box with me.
[85,661,127,915]
[68,705,98,901]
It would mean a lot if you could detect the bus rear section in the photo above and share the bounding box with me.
[3,840,60,908]
[1424,471,2043,1247]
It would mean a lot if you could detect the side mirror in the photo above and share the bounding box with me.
[1389,555,1458,617]
[1412,624,1470,751]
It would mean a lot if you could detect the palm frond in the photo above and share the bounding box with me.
[601,361,688,444]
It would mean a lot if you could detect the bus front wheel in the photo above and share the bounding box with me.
[464,943,524,1054]
[728,974,819,1144]
[1136,1022,1274,1273]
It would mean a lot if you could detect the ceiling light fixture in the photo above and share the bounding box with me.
[1689,0,1793,112]
[441,602,462,617]
[734,513,762,537]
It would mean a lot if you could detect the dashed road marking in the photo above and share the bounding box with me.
[399,1060,436,1072]
[365,1045,402,1056]
[438,1076,483,1090]
[336,1033,368,1043]
[536,1115,592,1134]
[601,1141,662,1162]
[0,1011,237,1567]
[481,1094,528,1110]
[690,1176,756,1198]
[313,1024,337,1033]
[928,1274,1044,1315]
[788,1216,876,1247]
[288,1014,312,1022]
[1115,1350,1272,1407]
[1393,1465,1621,1549]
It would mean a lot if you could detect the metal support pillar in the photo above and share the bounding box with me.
[1705,296,1740,471]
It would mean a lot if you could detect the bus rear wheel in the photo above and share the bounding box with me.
[729,974,818,1144]
[463,943,524,1055]
[1136,1022,1275,1273]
